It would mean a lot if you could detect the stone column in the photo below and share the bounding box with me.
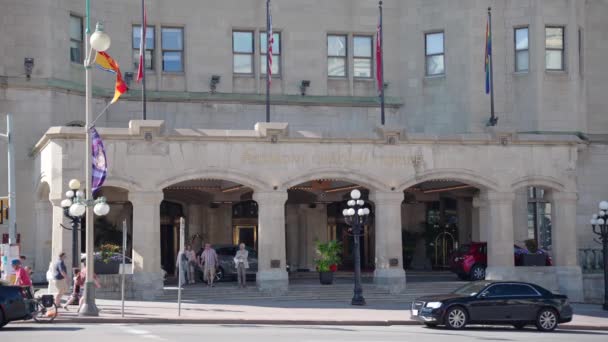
[34,200,53,276]
[50,198,72,270]
[472,195,488,242]
[550,191,583,302]
[129,191,164,300]
[253,191,289,294]
[370,191,406,294]
[484,191,516,280]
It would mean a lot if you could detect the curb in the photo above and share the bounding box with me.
[16,319,608,331]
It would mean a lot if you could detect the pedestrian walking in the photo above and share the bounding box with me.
[63,269,83,310]
[233,243,249,288]
[185,244,197,284]
[200,243,218,287]
[12,259,33,296]
[52,252,68,308]
[78,259,101,312]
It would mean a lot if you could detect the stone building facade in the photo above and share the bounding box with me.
[1,0,608,301]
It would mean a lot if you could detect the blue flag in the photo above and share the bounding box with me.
[90,127,107,194]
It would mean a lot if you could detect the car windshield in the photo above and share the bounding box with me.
[452,282,491,297]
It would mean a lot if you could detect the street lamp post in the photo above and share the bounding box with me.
[589,200,608,311]
[60,178,110,273]
[342,189,371,306]
[80,0,112,315]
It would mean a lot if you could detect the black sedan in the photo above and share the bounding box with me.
[411,281,572,331]
[0,284,32,329]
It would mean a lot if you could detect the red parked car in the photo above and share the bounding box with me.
[450,242,553,281]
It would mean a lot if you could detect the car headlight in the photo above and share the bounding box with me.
[425,302,443,309]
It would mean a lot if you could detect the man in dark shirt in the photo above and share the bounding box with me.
[53,252,68,308]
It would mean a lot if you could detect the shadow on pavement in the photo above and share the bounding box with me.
[1,326,84,332]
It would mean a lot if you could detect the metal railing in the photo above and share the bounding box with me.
[579,248,605,273]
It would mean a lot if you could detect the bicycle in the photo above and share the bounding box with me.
[22,287,57,323]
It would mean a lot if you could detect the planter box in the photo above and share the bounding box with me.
[319,271,334,285]
[94,260,120,274]
[521,254,546,266]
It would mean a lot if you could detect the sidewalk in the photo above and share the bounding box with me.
[23,299,608,330]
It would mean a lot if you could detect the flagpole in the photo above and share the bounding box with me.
[265,0,271,123]
[379,1,385,126]
[141,0,147,120]
[488,7,497,126]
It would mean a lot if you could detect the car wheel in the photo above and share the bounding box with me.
[0,308,6,329]
[424,323,438,328]
[215,267,224,282]
[536,308,558,332]
[445,306,468,330]
[469,265,486,281]
[513,323,526,330]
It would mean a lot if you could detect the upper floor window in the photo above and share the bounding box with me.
[69,15,83,63]
[578,28,584,76]
[233,31,254,74]
[545,26,565,71]
[328,34,347,77]
[353,36,373,78]
[260,32,280,76]
[514,27,529,72]
[425,31,444,76]
[133,25,155,70]
[161,27,184,72]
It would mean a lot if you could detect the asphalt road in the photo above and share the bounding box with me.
[2,324,608,341]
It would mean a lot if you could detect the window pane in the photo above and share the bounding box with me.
[162,51,183,72]
[516,50,529,72]
[133,49,153,70]
[233,31,253,53]
[546,27,564,49]
[354,36,372,57]
[546,50,563,70]
[70,41,81,63]
[354,58,371,77]
[70,16,82,41]
[527,202,536,240]
[328,57,346,77]
[162,28,183,50]
[328,35,346,56]
[260,56,280,75]
[426,32,444,55]
[538,203,552,250]
[234,54,253,73]
[260,33,280,54]
[515,28,529,50]
[133,26,155,49]
[426,55,444,75]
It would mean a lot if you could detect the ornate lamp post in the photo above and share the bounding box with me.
[342,189,371,306]
[60,179,86,271]
[589,200,608,311]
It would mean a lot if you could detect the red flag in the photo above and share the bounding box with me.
[136,4,147,83]
[376,19,383,93]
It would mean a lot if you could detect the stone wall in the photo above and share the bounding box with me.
[583,273,605,304]
[95,274,138,300]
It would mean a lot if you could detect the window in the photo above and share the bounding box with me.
[527,187,552,250]
[484,284,539,297]
[260,32,280,76]
[545,26,565,71]
[425,32,445,76]
[161,27,184,72]
[69,15,83,63]
[133,25,155,71]
[579,28,584,76]
[327,34,347,77]
[233,31,254,74]
[514,27,529,72]
[353,36,373,78]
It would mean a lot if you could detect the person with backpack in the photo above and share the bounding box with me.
[51,252,68,308]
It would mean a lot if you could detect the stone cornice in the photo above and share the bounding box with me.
[31,121,585,156]
[0,76,403,108]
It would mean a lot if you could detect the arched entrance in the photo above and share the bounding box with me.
[161,179,258,277]
[285,179,375,273]
[402,180,481,271]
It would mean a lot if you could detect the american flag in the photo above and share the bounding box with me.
[136,2,147,83]
[267,13,274,85]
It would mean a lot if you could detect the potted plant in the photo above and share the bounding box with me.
[94,243,122,274]
[522,239,546,266]
[314,240,342,285]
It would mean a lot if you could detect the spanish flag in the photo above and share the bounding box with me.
[95,51,128,103]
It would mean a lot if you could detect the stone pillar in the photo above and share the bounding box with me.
[550,191,583,302]
[253,191,289,294]
[34,200,53,277]
[129,191,164,300]
[370,191,406,294]
[484,191,516,280]
[50,198,72,270]
[472,195,488,242]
